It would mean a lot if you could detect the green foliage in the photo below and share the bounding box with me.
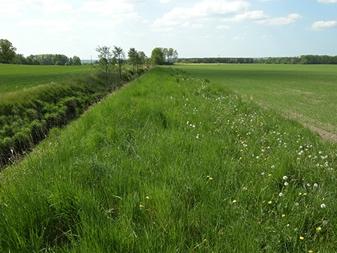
[0,39,16,64]
[151,47,165,65]
[0,76,113,166]
[1,68,337,252]
[151,47,178,65]
[72,56,82,66]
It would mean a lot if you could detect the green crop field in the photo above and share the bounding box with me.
[177,64,337,136]
[0,64,93,93]
[1,68,337,252]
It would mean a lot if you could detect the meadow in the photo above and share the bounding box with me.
[0,64,93,93]
[177,64,337,136]
[1,67,337,252]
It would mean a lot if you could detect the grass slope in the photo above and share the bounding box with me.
[1,68,337,252]
[0,64,92,93]
[177,64,337,133]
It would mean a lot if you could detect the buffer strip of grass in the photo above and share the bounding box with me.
[1,68,337,252]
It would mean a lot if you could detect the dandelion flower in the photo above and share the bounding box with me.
[207,176,214,181]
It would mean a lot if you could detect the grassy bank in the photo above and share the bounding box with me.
[1,68,337,252]
[0,64,145,167]
[176,64,337,134]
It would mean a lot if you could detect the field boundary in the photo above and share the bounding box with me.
[253,99,337,142]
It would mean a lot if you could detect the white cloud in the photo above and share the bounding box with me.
[152,0,250,29]
[81,0,137,17]
[318,0,337,3]
[0,0,73,16]
[312,20,337,30]
[152,0,301,30]
[160,0,172,3]
[258,13,301,25]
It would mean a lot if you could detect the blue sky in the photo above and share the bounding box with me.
[0,0,336,58]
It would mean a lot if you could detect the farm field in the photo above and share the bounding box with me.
[1,68,337,252]
[177,64,337,136]
[0,64,93,93]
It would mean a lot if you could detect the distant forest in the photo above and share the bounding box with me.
[178,55,337,64]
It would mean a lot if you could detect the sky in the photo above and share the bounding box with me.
[0,0,337,59]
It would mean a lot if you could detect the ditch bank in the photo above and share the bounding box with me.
[0,69,146,169]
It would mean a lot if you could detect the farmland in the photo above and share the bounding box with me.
[177,64,337,136]
[0,64,92,93]
[1,67,337,252]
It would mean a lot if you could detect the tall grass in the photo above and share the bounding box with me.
[1,68,337,252]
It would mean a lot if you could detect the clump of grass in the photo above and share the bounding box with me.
[1,68,337,252]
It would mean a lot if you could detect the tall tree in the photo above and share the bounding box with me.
[167,48,174,64]
[163,48,169,63]
[96,46,114,85]
[128,48,138,72]
[0,39,16,64]
[72,56,82,65]
[137,51,147,67]
[113,46,125,82]
[151,48,165,65]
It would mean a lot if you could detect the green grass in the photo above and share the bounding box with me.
[176,64,337,133]
[0,64,93,93]
[1,67,337,252]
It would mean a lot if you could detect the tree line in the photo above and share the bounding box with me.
[178,55,337,65]
[96,46,179,85]
[1,39,180,67]
[0,39,82,65]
